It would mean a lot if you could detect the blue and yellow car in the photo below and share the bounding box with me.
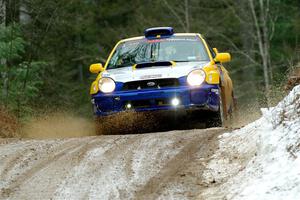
[89,27,235,127]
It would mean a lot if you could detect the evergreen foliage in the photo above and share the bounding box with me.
[0,0,299,118]
[0,24,46,118]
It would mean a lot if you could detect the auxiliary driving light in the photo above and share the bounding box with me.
[171,98,180,106]
[126,103,132,109]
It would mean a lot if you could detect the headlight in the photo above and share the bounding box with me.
[98,77,116,93]
[187,69,206,86]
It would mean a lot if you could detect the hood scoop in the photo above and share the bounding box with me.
[133,61,175,69]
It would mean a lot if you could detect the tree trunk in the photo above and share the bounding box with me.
[260,0,272,105]
[0,1,7,105]
[78,64,83,83]
[239,0,257,102]
[0,0,6,24]
[184,0,190,32]
[249,0,271,107]
[162,0,190,32]
[5,0,20,25]
[19,1,30,24]
[1,59,8,104]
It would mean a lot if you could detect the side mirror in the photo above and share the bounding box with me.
[215,53,231,63]
[89,63,105,74]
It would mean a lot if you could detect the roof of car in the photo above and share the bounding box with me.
[120,33,201,43]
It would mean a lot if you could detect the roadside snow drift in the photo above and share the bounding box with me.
[0,86,300,200]
[201,85,300,200]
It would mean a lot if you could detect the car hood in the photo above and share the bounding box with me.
[102,61,210,83]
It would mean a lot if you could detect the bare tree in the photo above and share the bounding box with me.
[220,0,275,106]
[162,0,190,32]
[249,0,273,106]
[0,0,5,24]
[0,0,7,100]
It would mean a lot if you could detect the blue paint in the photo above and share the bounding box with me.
[92,80,220,116]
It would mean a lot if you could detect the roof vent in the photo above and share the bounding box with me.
[144,27,174,39]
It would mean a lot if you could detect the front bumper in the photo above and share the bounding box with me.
[91,83,220,116]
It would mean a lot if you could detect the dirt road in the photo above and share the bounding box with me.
[2,86,300,200]
[0,128,226,200]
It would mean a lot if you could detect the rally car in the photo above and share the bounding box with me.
[89,27,235,127]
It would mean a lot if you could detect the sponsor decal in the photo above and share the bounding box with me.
[140,74,162,79]
[146,38,199,43]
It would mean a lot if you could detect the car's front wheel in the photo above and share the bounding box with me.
[206,86,225,128]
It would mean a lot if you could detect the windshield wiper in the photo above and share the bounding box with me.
[173,60,208,62]
[113,64,132,69]
[173,60,190,62]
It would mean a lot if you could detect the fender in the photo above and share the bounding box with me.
[203,64,220,85]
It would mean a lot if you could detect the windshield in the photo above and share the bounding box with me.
[107,36,210,69]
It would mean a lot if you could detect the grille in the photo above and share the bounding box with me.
[122,78,180,91]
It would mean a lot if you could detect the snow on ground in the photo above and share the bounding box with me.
[52,135,185,200]
[201,85,300,200]
[0,128,225,200]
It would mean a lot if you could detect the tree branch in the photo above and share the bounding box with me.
[162,0,187,32]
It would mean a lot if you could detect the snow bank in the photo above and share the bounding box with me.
[202,85,300,200]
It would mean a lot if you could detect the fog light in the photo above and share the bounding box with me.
[126,103,132,109]
[211,88,219,95]
[171,98,180,106]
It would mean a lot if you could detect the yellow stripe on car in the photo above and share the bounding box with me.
[170,61,176,67]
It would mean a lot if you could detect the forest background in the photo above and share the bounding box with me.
[0,0,299,120]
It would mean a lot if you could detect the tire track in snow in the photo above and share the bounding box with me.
[52,135,140,200]
[0,138,94,198]
[1,128,228,199]
[132,129,224,199]
[0,141,60,181]
[7,137,111,200]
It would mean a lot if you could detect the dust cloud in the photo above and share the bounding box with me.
[21,113,96,139]
[2,103,262,139]
[95,111,158,135]
[8,107,262,139]
[230,103,262,129]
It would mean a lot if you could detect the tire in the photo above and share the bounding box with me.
[206,86,224,128]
